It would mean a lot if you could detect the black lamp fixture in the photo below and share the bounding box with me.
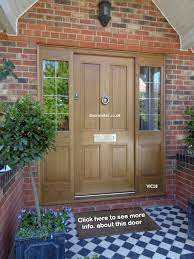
[98,0,111,27]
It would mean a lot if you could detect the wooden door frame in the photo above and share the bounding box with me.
[38,45,165,205]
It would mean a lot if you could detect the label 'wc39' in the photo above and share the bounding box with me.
[146,184,158,189]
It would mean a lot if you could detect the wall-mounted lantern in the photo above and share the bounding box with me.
[98,0,111,27]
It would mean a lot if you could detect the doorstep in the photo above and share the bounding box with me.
[70,197,174,214]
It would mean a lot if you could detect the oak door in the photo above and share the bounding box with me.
[74,55,135,196]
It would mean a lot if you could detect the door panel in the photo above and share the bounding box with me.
[112,65,127,130]
[81,63,100,130]
[74,55,135,196]
[140,143,161,176]
[44,146,70,182]
[82,146,100,179]
[112,145,127,177]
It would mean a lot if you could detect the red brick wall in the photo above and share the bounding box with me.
[176,161,194,210]
[165,53,194,203]
[0,171,24,259]
[0,0,193,210]
[0,40,37,102]
[17,0,180,52]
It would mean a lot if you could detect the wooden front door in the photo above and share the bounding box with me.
[74,55,135,196]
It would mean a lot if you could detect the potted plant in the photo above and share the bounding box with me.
[185,107,194,156]
[0,95,69,258]
[16,207,70,259]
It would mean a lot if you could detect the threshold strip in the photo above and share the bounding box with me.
[75,191,135,198]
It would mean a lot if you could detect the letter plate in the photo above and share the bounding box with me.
[94,134,116,142]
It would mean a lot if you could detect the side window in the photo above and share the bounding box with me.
[43,60,69,131]
[139,66,161,131]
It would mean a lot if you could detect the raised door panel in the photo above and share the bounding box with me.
[44,146,70,182]
[81,146,100,180]
[78,145,101,195]
[81,63,100,130]
[41,143,72,203]
[140,144,161,177]
[111,65,127,130]
[138,135,164,195]
[112,145,127,178]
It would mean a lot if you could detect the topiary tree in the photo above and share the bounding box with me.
[0,95,56,227]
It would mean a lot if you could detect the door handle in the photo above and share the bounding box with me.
[74,92,80,100]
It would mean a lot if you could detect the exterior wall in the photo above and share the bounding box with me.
[17,0,180,52]
[0,39,37,102]
[176,161,194,210]
[0,0,193,210]
[0,171,24,259]
[165,53,194,203]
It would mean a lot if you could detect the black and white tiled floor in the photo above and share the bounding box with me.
[65,206,194,259]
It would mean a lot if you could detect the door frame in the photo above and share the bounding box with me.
[38,45,165,205]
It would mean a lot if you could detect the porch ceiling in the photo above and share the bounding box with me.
[0,0,37,34]
[152,0,194,51]
[0,0,194,51]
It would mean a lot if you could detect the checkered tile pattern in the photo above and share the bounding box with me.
[65,206,194,259]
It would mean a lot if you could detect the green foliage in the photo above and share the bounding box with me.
[185,107,194,152]
[0,95,56,169]
[17,208,68,240]
[0,95,57,228]
[0,59,17,81]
